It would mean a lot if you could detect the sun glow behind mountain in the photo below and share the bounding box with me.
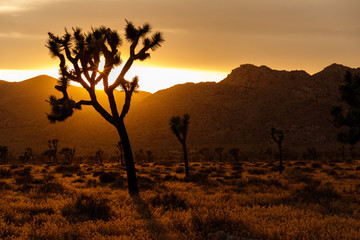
[0,66,227,93]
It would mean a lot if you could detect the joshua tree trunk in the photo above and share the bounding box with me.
[182,141,190,179]
[116,120,139,194]
[278,143,283,174]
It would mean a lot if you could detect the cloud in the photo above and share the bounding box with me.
[0,0,68,13]
[0,32,44,39]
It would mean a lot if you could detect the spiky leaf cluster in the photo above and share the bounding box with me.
[169,114,190,144]
[47,95,78,123]
[271,127,284,144]
[331,71,360,145]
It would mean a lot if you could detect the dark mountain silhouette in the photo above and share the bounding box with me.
[0,64,359,156]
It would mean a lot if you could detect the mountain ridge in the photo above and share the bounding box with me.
[0,63,358,156]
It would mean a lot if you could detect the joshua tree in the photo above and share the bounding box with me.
[228,148,240,162]
[198,147,213,162]
[0,145,8,164]
[19,147,34,163]
[331,71,360,153]
[215,147,224,162]
[271,127,284,174]
[47,139,59,163]
[46,21,164,194]
[146,150,154,163]
[170,114,190,178]
[60,147,75,164]
[135,149,145,163]
[42,149,53,162]
[95,149,105,165]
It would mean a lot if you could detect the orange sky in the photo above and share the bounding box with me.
[0,0,359,92]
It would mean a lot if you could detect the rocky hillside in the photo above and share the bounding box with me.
[0,64,359,155]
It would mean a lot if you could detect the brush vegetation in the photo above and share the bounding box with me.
[0,157,360,239]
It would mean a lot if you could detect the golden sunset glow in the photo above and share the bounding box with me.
[0,66,227,93]
[1,1,360,238]
[0,0,359,92]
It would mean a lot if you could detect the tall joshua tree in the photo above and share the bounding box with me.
[271,127,284,174]
[170,114,190,178]
[46,21,164,194]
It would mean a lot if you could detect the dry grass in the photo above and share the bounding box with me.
[0,160,360,239]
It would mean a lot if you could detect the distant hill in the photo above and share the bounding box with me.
[0,64,359,156]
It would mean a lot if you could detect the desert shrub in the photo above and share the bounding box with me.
[149,172,161,179]
[293,161,306,166]
[163,174,179,182]
[247,168,266,175]
[13,166,32,176]
[190,208,249,239]
[38,174,65,194]
[55,164,80,174]
[61,173,73,178]
[327,170,338,177]
[301,167,315,173]
[92,171,105,177]
[291,181,340,203]
[175,167,184,173]
[14,171,34,185]
[0,181,12,190]
[9,164,20,169]
[311,162,322,169]
[285,169,315,184]
[137,175,155,190]
[62,193,113,222]
[186,172,208,183]
[72,178,85,183]
[231,165,244,172]
[86,179,98,188]
[99,172,120,184]
[247,177,285,189]
[149,191,187,211]
[0,168,12,178]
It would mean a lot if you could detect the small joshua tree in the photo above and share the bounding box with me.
[46,21,164,195]
[170,114,190,178]
[146,150,154,163]
[271,127,284,174]
[60,147,75,164]
[19,147,34,163]
[95,149,104,165]
[48,139,59,163]
[0,145,8,164]
[229,148,240,162]
[215,147,224,162]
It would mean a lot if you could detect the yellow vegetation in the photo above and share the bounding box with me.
[0,159,360,239]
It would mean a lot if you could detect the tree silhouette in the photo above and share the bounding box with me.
[46,21,164,194]
[170,114,190,178]
[19,147,34,163]
[271,127,284,174]
[0,146,8,164]
[47,139,58,163]
[215,147,224,162]
[228,148,240,162]
[59,147,75,164]
[331,71,360,148]
[95,149,105,165]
